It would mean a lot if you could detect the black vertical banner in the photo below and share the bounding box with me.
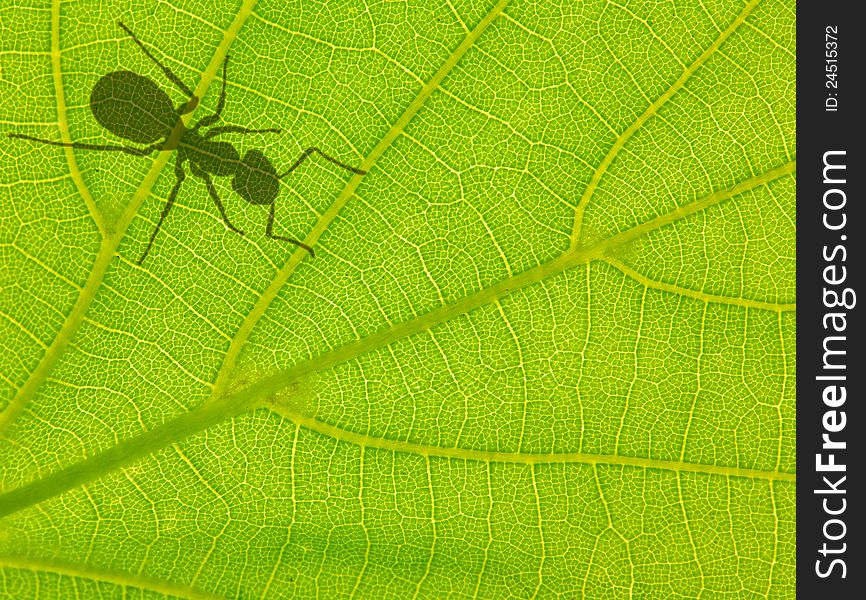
[797,0,862,596]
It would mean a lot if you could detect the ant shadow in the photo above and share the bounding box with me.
[9,21,366,263]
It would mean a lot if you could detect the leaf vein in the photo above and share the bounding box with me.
[208,0,513,400]
[0,555,226,600]
[48,0,104,234]
[570,0,762,244]
[282,410,795,481]
[604,256,795,312]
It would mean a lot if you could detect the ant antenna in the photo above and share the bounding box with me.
[118,21,196,100]
[278,147,367,178]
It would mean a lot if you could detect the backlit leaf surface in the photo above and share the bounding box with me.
[0,0,795,597]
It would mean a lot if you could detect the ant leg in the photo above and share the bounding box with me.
[8,133,161,156]
[265,203,315,257]
[198,171,244,235]
[193,56,229,131]
[137,161,187,264]
[118,21,195,99]
[277,147,366,177]
[203,125,281,139]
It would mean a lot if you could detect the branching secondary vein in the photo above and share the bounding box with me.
[207,0,514,400]
[569,0,762,245]
[49,0,103,234]
[604,256,796,312]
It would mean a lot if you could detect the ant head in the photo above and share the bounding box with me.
[90,71,177,144]
[232,150,279,206]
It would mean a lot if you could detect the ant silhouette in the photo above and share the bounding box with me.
[9,21,366,263]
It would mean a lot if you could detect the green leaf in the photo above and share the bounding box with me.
[0,0,795,597]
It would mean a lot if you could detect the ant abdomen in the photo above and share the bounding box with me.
[233,149,279,206]
[91,71,176,144]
